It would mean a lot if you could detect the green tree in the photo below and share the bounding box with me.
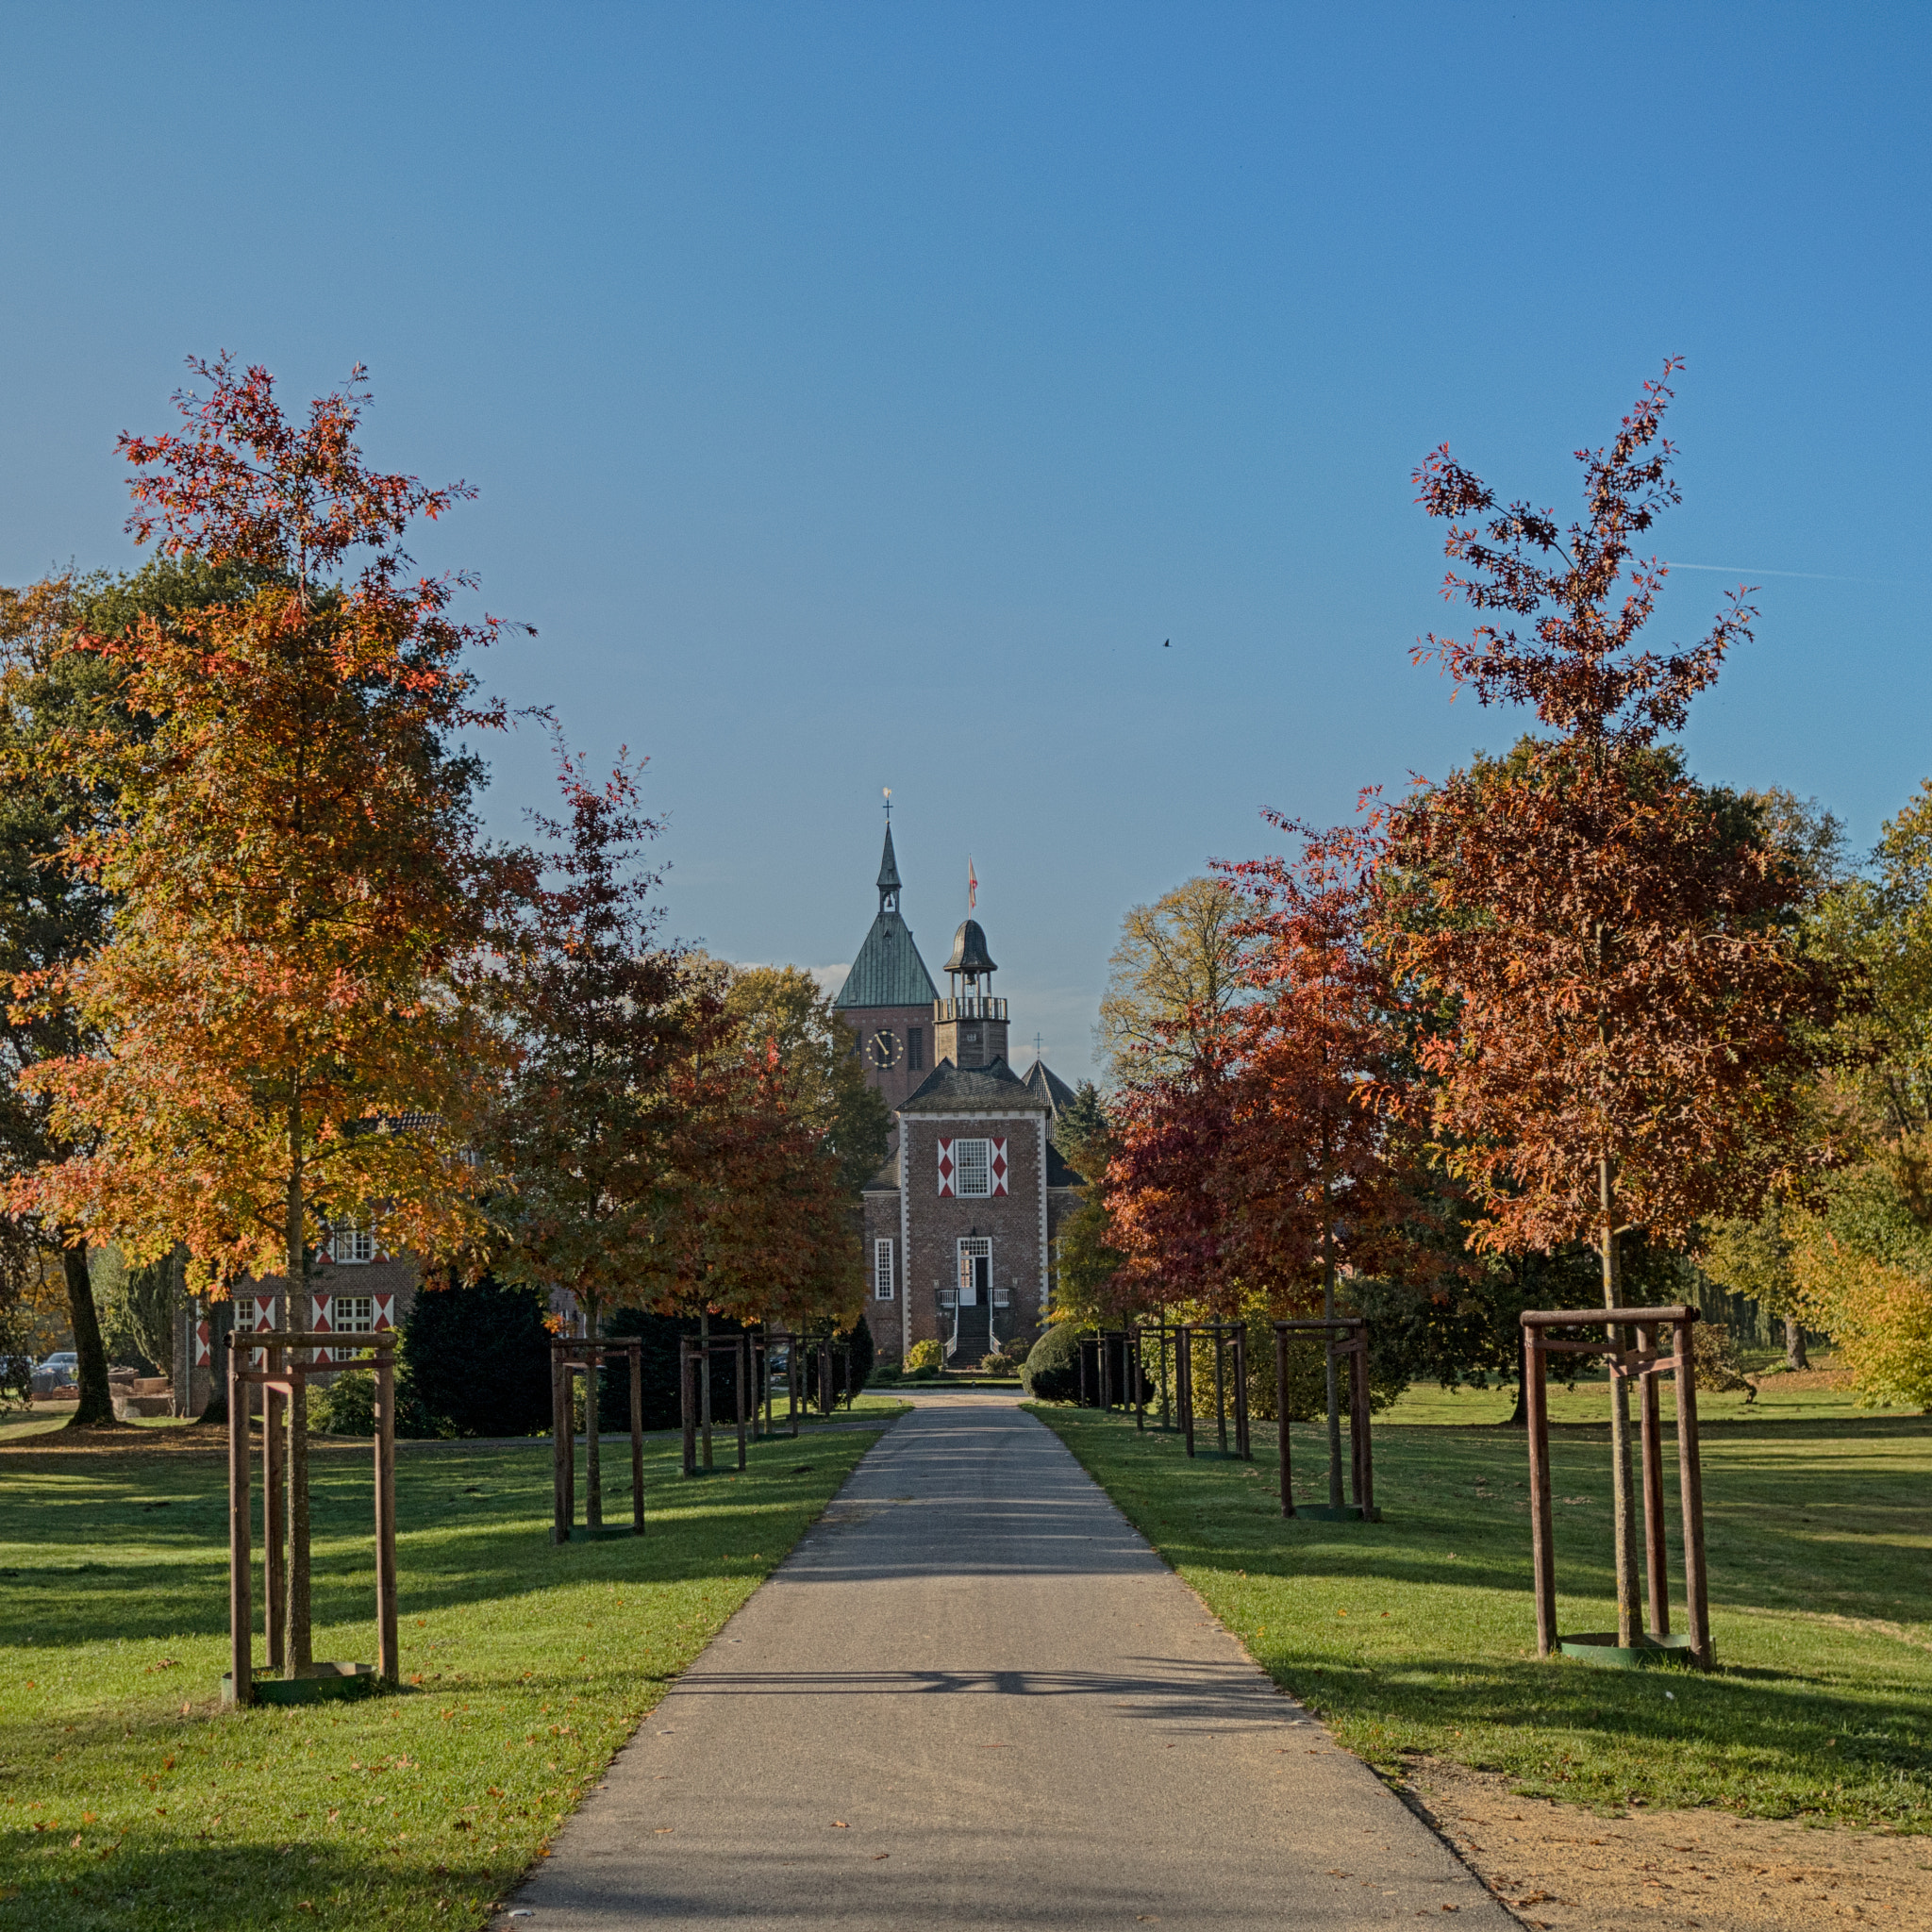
[1094,877,1252,1085]
[722,965,890,1196]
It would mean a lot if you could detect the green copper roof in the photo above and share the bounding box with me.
[835,910,939,1008]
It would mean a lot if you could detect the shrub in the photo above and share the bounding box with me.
[402,1276,554,1438]
[905,1339,942,1380]
[872,1360,903,1386]
[596,1309,758,1432]
[1021,1323,1088,1402]
[310,1367,376,1436]
[1693,1322,1756,1398]
[979,1349,1023,1376]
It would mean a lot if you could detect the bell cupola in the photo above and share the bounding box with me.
[934,918,1008,1069]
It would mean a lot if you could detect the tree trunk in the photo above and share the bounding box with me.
[198,1299,234,1425]
[1600,1152,1643,1648]
[1321,1134,1342,1509]
[1784,1314,1807,1372]
[583,1293,603,1530]
[1504,1317,1529,1427]
[284,1089,312,1675]
[700,1307,714,1471]
[61,1241,117,1428]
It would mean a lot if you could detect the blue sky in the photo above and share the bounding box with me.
[3,4,1927,1077]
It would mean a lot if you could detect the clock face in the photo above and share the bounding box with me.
[866,1028,902,1069]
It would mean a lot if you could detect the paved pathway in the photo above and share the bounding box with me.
[503,1391,1507,1929]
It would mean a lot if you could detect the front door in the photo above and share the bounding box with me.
[954,1241,992,1362]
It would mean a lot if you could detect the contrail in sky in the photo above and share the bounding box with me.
[1664,560,1903,586]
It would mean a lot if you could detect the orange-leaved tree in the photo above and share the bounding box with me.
[1378,363,1837,1644]
[8,357,512,1671]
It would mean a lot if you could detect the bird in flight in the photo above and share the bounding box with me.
[1163,638,1170,648]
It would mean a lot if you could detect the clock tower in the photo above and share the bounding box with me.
[833,824,941,1114]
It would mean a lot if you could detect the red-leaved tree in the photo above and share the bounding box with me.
[1378,363,1838,1642]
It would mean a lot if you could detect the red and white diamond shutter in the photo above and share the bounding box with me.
[991,1138,1008,1195]
[193,1319,211,1367]
[311,1292,333,1360]
[246,1294,275,1365]
[373,1294,396,1332]
[937,1138,956,1197]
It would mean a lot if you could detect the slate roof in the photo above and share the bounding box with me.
[863,1149,903,1193]
[834,826,940,1010]
[899,1056,1051,1115]
[1046,1141,1087,1189]
[1021,1058,1079,1123]
[835,909,940,1008]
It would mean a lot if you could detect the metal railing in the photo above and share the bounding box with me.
[932,996,1008,1021]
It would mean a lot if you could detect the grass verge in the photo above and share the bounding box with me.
[0,1411,902,1928]
[1031,1398,1932,1830]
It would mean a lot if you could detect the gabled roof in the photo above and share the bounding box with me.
[900,1056,1051,1115]
[863,1149,902,1193]
[834,909,939,1009]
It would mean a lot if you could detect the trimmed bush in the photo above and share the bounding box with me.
[1021,1323,1088,1402]
[979,1349,1023,1376]
[904,1339,942,1380]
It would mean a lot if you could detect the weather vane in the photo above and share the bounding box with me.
[882,786,891,824]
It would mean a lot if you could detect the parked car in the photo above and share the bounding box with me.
[31,1352,80,1397]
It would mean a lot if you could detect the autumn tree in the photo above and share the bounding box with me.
[1218,820,1414,1500]
[1378,364,1838,1643]
[0,559,257,1423]
[8,358,509,1673]
[483,737,713,1521]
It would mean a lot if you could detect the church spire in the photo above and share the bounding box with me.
[877,824,903,912]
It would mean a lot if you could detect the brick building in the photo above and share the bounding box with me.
[836,828,1086,1367]
[182,1224,423,1415]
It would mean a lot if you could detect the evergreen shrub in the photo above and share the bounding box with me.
[1020,1323,1087,1402]
[401,1277,554,1438]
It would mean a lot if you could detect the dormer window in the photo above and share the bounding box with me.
[328,1217,375,1265]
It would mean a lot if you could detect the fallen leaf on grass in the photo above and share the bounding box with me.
[832,1821,849,1829]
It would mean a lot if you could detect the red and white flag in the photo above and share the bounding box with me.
[967,858,977,910]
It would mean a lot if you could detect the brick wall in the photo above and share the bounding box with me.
[897,1110,1048,1361]
[839,1003,941,1114]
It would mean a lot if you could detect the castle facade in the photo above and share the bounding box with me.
[834,827,1083,1368]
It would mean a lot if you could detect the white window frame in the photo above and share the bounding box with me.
[953,1139,992,1198]
[333,1294,377,1335]
[874,1238,895,1301]
[957,1236,991,1306]
[328,1217,375,1265]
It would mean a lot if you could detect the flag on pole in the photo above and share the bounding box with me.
[968,858,977,910]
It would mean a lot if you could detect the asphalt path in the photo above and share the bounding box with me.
[500,1390,1507,1929]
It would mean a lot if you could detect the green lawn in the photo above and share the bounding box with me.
[1033,1389,1932,1829]
[0,1411,903,1929]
